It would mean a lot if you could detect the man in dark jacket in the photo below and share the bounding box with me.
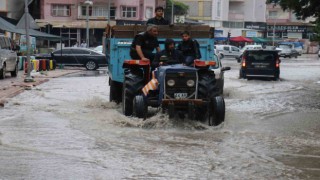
[146,6,169,25]
[130,25,161,63]
[177,31,201,66]
[152,38,184,69]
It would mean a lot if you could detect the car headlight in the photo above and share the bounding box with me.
[186,79,195,87]
[167,79,175,86]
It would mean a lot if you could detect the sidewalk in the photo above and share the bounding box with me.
[0,68,84,107]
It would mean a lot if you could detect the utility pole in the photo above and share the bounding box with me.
[24,0,33,82]
[171,0,174,24]
[84,0,93,48]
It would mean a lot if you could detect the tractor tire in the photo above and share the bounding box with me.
[0,64,6,79]
[11,63,18,77]
[133,95,147,119]
[198,72,219,99]
[209,96,225,126]
[109,78,122,103]
[122,71,144,116]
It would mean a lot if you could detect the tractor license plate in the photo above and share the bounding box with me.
[174,93,188,99]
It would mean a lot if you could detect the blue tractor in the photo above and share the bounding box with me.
[106,25,225,126]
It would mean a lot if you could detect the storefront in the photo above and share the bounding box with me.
[266,23,314,39]
[243,22,267,38]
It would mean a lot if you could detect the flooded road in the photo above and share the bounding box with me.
[0,56,319,179]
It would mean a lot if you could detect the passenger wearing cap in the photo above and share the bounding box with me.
[152,38,185,69]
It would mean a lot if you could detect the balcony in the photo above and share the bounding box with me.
[228,12,244,21]
[229,0,244,2]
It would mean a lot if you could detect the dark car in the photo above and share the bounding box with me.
[51,48,107,70]
[239,50,280,80]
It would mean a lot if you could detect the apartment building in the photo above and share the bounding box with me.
[266,4,314,39]
[35,0,156,47]
[175,0,267,38]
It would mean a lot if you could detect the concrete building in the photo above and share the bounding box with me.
[175,0,267,38]
[35,0,156,47]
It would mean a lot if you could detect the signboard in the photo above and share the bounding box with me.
[246,31,257,37]
[267,25,307,33]
[174,16,185,24]
[245,22,267,31]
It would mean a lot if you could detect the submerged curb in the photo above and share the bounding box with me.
[0,70,83,107]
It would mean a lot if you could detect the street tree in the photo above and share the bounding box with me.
[164,0,189,23]
[266,0,320,22]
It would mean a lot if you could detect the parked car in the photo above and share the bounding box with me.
[239,49,281,80]
[237,45,263,62]
[51,48,107,70]
[93,45,104,54]
[278,42,303,55]
[0,35,18,79]
[211,54,231,94]
[277,44,299,58]
[215,45,241,60]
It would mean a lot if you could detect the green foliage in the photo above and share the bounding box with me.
[165,0,189,16]
[312,21,320,41]
[266,0,320,21]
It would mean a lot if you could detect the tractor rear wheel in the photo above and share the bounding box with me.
[122,71,144,116]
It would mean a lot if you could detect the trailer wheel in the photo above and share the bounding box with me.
[109,78,122,103]
[122,71,144,116]
[208,96,225,126]
[133,95,147,119]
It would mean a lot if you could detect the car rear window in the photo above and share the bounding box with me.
[246,51,276,61]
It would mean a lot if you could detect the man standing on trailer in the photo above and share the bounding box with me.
[146,6,169,25]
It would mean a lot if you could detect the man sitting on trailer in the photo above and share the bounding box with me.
[130,25,161,66]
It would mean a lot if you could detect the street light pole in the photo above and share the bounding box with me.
[24,0,33,82]
[85,0,93,48]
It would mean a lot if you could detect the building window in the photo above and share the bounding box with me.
[82,6,92,16]
[52,4,71,17]
[269,11,277,19]
[122,6,137,18]
[110,7,116,19]
[222,21,244,28]
[217,0,221,17]
[145,7,153,19]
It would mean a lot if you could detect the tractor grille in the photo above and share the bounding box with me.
[164,72,197,99]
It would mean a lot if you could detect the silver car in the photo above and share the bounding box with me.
[211,54,231,94]
[0,36,18,79]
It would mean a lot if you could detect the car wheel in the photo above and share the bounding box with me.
[11,63,18,77]
[0,64,6,79]
[239,70,245,79]
[85,60,98,70]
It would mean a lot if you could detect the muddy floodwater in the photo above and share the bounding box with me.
[0,57,320,179]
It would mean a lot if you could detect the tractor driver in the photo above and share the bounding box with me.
[152,38,184,69]
[130,25,161,65]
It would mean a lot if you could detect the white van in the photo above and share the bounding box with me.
[0,36,18,79]
[214,45,241,60]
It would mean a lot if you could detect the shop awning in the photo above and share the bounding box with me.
[250,37,269,43]
[230,36,254,42]
[0,17,62,41]
[36,20,116,28]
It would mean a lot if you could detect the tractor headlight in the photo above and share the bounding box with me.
[186,79,195,87]
[167,79,175,86]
